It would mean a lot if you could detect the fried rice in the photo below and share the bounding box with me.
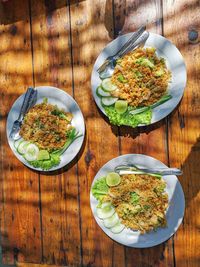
[20,102,73,151]
[103,173,168,233]
[111,47,171,107]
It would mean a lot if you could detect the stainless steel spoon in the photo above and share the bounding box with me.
[98,30,150,79]
[114,164,182,176]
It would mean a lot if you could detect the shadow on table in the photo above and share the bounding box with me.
[123,135,200,266]
[95,99,183,139]
[104,0,127,38]
[0,0,86,25]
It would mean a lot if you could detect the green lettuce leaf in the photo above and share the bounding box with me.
[104,105,152,127]
[92,177,109,200]
[130,192,140,205]
[28,153,61,170]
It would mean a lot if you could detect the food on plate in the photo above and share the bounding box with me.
[15,98,81,170]
[20,99,73,151]
[97,47,172,127]
[92,171,168,234]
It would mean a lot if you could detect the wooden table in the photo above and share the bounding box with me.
[0,0,199,266]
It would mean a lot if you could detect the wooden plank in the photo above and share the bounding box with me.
[30,0,82,265]
[113,0,174,266]
[163,1,200,267]
[0,0,41,265]
[69,0,126,266]
[17,263,66,267]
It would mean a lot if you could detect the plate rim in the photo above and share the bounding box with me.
[91,32,187,126]
[6,85,85,172]
[90,153,185,248]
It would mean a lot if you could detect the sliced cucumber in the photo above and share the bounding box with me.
[103,212,119,228]
[96,86,111,97]
[115,100,128,114]
[101,78,118,92]
[17,140,30,155]
[24,144,39,161]
[96,203,115,219]
[14,139,23,150]
[111,222,125,234]
[101,202,112,209]
[101,97,118,106]
[106,172,121,187]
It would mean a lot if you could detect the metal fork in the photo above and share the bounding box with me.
[9,87,37,140]
[114,164,182,176]
[98,29,149,79]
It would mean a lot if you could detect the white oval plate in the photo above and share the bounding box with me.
[91,32,187,125]
[90,154,185,248]
[6,86,85,171]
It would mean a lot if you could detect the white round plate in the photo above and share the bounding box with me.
[6,86,85,171]
[91,32,187,125]
[90,154,185,248]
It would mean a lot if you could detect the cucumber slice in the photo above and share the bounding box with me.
[101,202,112,209]
[24,144,39,161]
[101,97,118,106]
[96,203,115,219]
[14,139,23,150]
[101,78,118,92]
[111,222,125,234]
[106,172,121,187]
[17,140,30,155]
[37,150,50,160]
[103,212,119,228]
[115,100,128,114]
[96,86,111,97]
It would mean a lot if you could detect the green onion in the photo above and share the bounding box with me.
[52,128,82,156]
[129,94,172,115]
[117,74,128,83]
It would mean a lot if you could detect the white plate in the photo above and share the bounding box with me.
[91,32,187,125]
[6,86,85,171]
[90,154,185,248]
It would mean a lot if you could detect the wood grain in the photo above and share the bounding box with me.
[163,0,200,266]
[17,263,66,267]
[30,0,81,265]
[113,0,174,266]
[0,0,41,264]
[69,0,126,266]
[0,0,199,266]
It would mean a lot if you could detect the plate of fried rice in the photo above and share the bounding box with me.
[90,154,185,248]
[7,86,85,171]
[91,32,187,127]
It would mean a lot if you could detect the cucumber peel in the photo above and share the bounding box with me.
[96,86,111,97]
[101,97,118,106]
[101,78,118,92]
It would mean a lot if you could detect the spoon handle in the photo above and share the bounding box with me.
[116,26,146,58]
[115,165,182,176]
[118,31,149,58]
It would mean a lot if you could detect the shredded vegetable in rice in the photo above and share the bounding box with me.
[111,47,171,107]
[102,173,168,233]
[20,101,73,151]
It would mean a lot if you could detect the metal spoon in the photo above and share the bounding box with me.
[98,31,150,79]
[114,164,182,176]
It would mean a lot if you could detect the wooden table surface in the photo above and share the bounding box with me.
[0,0,199,266]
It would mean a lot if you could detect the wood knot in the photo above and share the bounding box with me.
[85,149,93,166]
[188,29,198,43]
[9,25,17,36]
